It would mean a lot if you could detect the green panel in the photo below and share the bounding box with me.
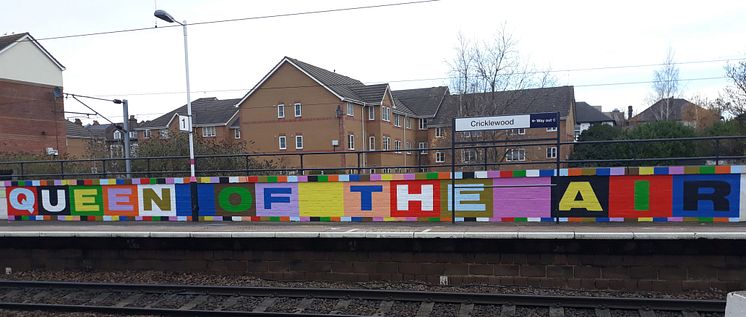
[633,180,650,211]
[269,216,280,222]
[514,217,528,222]
[699,166,715,174]
[426,172,439,180]
[698,217,713,223]
[267,176,278,183]
[427,217,440,222]
[317,175,328,182]
[512,170,526,178]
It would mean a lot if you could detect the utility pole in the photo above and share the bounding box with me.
[121,99,131,178]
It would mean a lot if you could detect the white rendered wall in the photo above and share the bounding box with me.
[0,40,63,86]
[726,291,746,316]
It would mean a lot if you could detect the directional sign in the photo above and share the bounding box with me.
[178,114,192,132]
[454,112,558,132]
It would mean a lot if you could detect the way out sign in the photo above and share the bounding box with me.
[178,115,192,132]
[454,112,558,132]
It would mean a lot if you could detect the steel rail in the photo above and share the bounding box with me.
[0,280,726,314]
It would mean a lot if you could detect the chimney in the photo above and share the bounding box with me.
[74,118,82,126]
[627,106,633,120]
[128,115,137,130]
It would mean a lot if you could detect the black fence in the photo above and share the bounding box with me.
[1,135,745,181]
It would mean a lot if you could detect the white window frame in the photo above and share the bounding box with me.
[506,148,526,162]
[368,107,375,121]
[347,102,354,116]
[202,126,216,137]
[418,142,427,154]
[294,103,302,117]
[128,131,137,139]
[278,136,287,150]
[405,141,412,154]
[435,127,444,138]
[382,107,390,122]
[405,118,411,129]
[394,140,401,153]
[462,149,475,162]
[419,118,427,130]
[517,128,526,135]
[160,129,169,139]
[113,130,122,140]
[143,129,151,139]
[435,151,445,163]
[348,134,355,150]
[234,128,241,139]
[369,136,375,150]
[546,126,558,132]
[277,104,285,118]
[295,135,304,149]
[547,146,557,159]
[394,114,400,127]
[383,136,390,150]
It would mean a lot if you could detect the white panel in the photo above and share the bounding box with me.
[0,40,63,86]
[454,115,530,131]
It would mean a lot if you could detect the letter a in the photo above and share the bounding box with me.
[559,182,603,211]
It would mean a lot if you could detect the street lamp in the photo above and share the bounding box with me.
[154,9,196,181]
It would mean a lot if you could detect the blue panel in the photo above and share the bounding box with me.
[349,174,361,182]
[195,184,215,216]
[654,167,669,175]
[652,217,668,222]
[539,169,555,177]
[175,184,195,217]
[595,168,611,176]
[672,174,739,218]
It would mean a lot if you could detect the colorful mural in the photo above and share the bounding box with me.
[1,165,744,222]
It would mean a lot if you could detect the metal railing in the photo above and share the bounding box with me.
[1,135,745,180]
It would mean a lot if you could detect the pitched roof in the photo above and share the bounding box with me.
[632,98,701,122]
[0,32,65,70]
[431,86,576,126]
[139,97,240,129]
[392,86,449,117]
[65,121,93,138]
[239,57,393,108]
[575,101,614,123]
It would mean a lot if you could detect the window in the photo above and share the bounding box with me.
[419,118,427,130]
[143,129,151,139]
[234,128,241,139]
[113,130,122,140]
[277,104,285,118]
[506,148,526,161]
[129,131,137,139]
[435,127,444,138]
[394,114,400,127]
[295,135,303,149]
[462,149,476,162]
[405,118,411,129]
[546,127,558,132]
[382,107,390,122]
[418,142,427,154]
[547,146,557,159]
[383,137,390,150]
[510,128,526,135]
[294,103,302,117]
[368,107,375,120]
[202,126,216,137]
[347,102,354,116]
[278,136,287,150]
[348,134,355,150]
[394,140,401,153]
[369,136,375,150]
[406,141,412,154]
[436,151,445,163]
[160,129,169,139]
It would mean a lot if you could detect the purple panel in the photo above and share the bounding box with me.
[668,166,685,175]
[610,167,626,176]
[487,171,500,178]
[492,177,551,218]
[256,183,299,217]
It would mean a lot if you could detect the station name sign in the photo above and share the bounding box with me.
[454,112,559,132]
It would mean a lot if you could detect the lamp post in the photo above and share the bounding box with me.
[154,9,196,181]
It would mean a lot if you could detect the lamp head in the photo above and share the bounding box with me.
[154,10,176,23]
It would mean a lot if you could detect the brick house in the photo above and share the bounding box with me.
[574,101,616,140]
[0,33,67,156]
[136,97,240,144]
[65,119,95,158]
[426,86,577,171]
[630,97,718,129]
[237,57,440,173]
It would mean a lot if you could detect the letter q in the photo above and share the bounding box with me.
[10,188,35,213]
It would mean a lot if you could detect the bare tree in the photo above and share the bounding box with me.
[649,48,681,120]
[445,26,557,168]
[723,61,746,117]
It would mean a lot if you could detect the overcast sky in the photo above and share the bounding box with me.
[2,0,745,124]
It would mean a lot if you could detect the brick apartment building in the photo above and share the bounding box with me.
[0,33,67,156]
[136,97,241,144]
[236,57,446,173]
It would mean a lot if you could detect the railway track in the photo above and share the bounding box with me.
[0,280,726,317]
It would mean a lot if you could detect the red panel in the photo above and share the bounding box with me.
[389,180,441,217]
[6,187,39,216]
[609,175,672,218]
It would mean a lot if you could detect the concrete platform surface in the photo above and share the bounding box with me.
[0,222,746,239]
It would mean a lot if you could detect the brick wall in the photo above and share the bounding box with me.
[0,79,66,155]
[1,237,743,292]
